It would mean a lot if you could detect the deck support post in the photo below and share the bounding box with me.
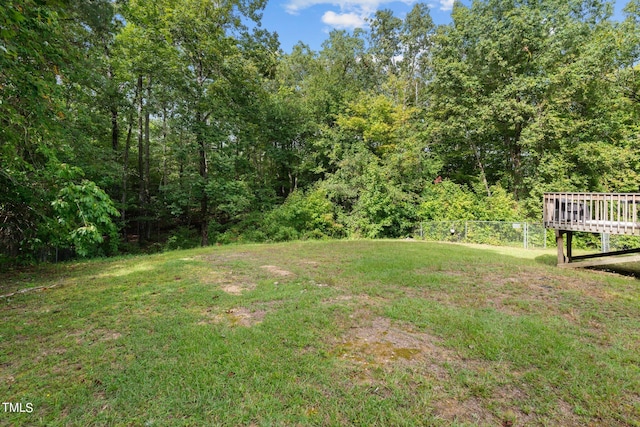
[556,230,565,264]
[555,230,574,265]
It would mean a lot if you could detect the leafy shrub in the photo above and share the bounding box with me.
[419,180,477,221]
[342,183,417,238]
[474,184,521,221]
[419,180,521,222]
[165,227,200,251]
[262,189,343,241]
[50,179,120,257]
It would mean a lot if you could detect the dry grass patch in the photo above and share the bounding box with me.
[409,264,628,321]
[220,283,252,295]
[189,264,257,294]
[197,307,267,327]
[259,265,294,276]
[335,315,454,367]
[196,252,254,263]
[334,313,538,425]
[433,396,499,426]
[65,329,122,345]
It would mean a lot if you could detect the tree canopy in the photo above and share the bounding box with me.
[1,0,638,263]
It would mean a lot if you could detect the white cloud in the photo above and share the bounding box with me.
[285,0,409,15]
[321,11,366,29]
[438,0,454,11]
[283,0,431,30]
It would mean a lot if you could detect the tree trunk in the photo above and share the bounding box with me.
[509,123,523,199]
[111,107,119,151]
[104,40,119,152]
[471,141,491,197]
[144,81,152,240]
[137,75,145,242]
[161,106,168,188]
[196,112,209,246]
[121,110,134,238]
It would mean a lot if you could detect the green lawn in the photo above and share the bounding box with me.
[1,240,639,426]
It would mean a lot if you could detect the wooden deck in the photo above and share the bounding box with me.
[543,193,640,267]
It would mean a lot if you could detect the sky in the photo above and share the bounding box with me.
[258,0,631,53]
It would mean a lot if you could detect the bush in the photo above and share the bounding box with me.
[165,227,200,251]
[50,179,120,257]
[342,184,417,238]
[419,180,477,221]
[262,189,344,242]
[419,180,521,222]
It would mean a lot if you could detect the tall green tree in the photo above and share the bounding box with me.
[1,0,121,262]
[164,0,268,245]
[429,0,628,209]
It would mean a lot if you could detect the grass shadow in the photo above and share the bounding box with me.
[534,254,557,266]
[588,264,640,279]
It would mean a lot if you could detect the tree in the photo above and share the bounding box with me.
[164,0,268,246]
[1,0,121,261]
[429,0,627,209]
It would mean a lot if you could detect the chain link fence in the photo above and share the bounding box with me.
[415,221,640,252]
[600,233,640,252]
[414,221,547,249]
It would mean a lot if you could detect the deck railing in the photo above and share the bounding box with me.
[543,193,640,236]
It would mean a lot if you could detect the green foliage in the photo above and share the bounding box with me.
[3,0,640,262]
[335,164,418,238]
[429,0,639,212]
[51,178,120,257]
[262,189,344,241]
[419,180,521,222]
[165,227,200,251]
[419,181,477,221]
[317,94,439,238]
[474,185,522,221]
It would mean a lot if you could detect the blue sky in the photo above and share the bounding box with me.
[259,0,632,53]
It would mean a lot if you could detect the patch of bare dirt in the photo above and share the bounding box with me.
[2,375,15,387]
[433,397,499,426]
[65,329,122,345]
[334,313,537,425]
[553,400,584,427]
[335,316,455,369]
[94,330,122,341]
[198,307,266,327]
[197,252,254,262]
[193,266,257,294]
[220,284,253,295]
[322,295,353,304]
[260,265,294,276]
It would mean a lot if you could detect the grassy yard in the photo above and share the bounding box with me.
[1,240,639,426]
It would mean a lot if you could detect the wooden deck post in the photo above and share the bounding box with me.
[566,231,573,262]
[556,230,565,264]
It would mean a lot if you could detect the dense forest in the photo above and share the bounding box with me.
[1,0,639,264]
